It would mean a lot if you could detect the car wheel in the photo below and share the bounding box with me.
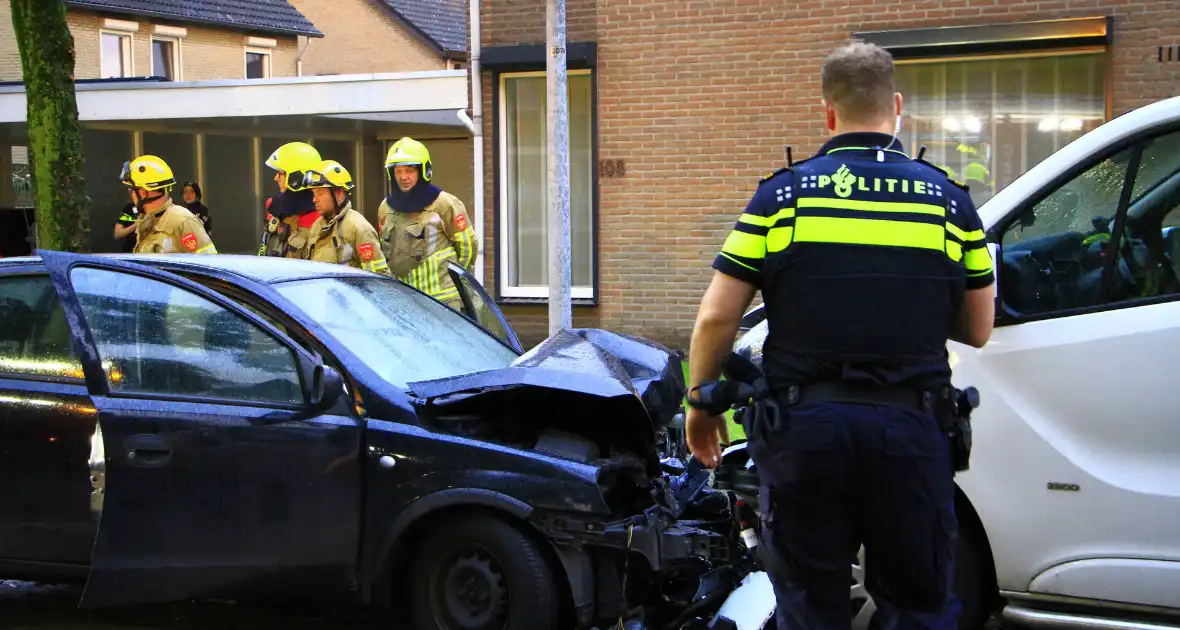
[850,523,992,630]
[409,513,561,630]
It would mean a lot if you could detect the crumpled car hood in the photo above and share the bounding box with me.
[407,328,686,454]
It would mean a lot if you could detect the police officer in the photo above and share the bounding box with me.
[120,155,216,255]
[113,188,139,253]
[260,141,322,258]
[684,42,995,630]
[377,137,479,310]
[304,159,391,276]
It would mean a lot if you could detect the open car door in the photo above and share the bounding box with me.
[445,260,523,352]
[38,250,363,608]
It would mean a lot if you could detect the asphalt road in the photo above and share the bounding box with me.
[1,579,1019,629]
[0,580,389,630]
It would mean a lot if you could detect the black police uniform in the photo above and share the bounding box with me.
[116,203,138,253]
[712,132,994,630]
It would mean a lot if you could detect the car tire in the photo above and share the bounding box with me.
[408,513,562,630]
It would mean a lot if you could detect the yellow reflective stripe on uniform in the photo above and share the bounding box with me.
[964,246,993,276]
[797,197,945,217]
[195,245,217,254]
[721,231,765,260]
[794,216,946,251]
[719,252,758,272]
[369,258,390,273]
[945,223,984,243]
[434,287,461,302]
[767,225,794,253]
[946,240,963,262]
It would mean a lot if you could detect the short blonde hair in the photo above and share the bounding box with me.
[821,41,897,125]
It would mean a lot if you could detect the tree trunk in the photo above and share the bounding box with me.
[10,0,90,252]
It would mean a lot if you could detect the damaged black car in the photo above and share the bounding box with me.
[0,251,753,630]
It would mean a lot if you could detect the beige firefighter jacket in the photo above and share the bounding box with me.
[134,199,217,255]
[307,203,391,276]
[377,190,478,307]
[260,211,319,259]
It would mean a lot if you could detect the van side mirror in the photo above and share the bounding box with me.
[309,364,345,412]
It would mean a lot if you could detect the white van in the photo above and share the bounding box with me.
[730,94,1180,630]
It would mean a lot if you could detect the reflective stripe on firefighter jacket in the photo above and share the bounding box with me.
[134,199,217,255]
[307,203,391,276]
[377,190,479,306]
[259,212,318,259]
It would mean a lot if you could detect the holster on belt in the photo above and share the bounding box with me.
[779,380,980,475]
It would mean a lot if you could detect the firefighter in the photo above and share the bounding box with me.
[259,141,322,258]
[304,159,391,276]
[377,137,478,310]
[684,42,995,630]
[120,155,216,255]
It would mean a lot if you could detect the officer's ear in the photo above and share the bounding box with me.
[822,99,837,132]
[894,92,903,118]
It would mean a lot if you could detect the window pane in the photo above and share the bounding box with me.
[1000,146,1133,314]
[204,134,258,254]
[0,276,84,380]
[246,52,268,79]
[502,72,594,290]
[898,53,1106,207]
[70,267,303,404]
[152,40,175,81]
[101,34,126,78]
[1125,129,1180,298]
[11,145,31,207]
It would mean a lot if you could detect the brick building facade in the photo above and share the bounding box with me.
[291,0,467,75]
[477,1,1180,351]
[0,2,310,83]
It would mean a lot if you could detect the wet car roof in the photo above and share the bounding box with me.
[0,253,374,285]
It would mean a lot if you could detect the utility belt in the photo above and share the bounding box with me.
[775,381,979,473]
[687,354,981,474]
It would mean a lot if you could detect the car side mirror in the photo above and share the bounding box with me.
[309,364,345,412]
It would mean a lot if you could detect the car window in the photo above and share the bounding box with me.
[272,276,518,389]
[999,128,1180,316]
[0,275,85,380]
[451,269,513,346]
[69,267,304,405]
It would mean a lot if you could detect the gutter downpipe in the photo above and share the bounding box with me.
[462,0,486,286]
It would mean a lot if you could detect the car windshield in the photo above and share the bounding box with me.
[272,276,519,388]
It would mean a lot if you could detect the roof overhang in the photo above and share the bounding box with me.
[0,71,468,124]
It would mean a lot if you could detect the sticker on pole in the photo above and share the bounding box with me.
[454,213,468,231]
[357,243,374,262]
[181,233,198,252]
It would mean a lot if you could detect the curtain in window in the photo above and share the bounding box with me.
[503,73,594,291]
[896,53,1106,207]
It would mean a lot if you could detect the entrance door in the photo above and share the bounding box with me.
[39,251,363,607]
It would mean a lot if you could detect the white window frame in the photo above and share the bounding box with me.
[244,47,273,79]
[496,68,596,301]
[150,36,182,81]
[99,31,134,78]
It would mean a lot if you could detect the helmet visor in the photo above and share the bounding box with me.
[286,171,309,191]
[303,169,330,188]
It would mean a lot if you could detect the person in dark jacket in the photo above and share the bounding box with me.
[182,181,212,236]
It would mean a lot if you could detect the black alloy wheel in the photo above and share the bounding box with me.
[409,514,562,630]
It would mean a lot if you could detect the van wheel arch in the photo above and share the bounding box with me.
[954,483,1002,628]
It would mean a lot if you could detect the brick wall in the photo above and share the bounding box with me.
[289,0,447,75]
[0,7,299,82]
[480,0,1180,352]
